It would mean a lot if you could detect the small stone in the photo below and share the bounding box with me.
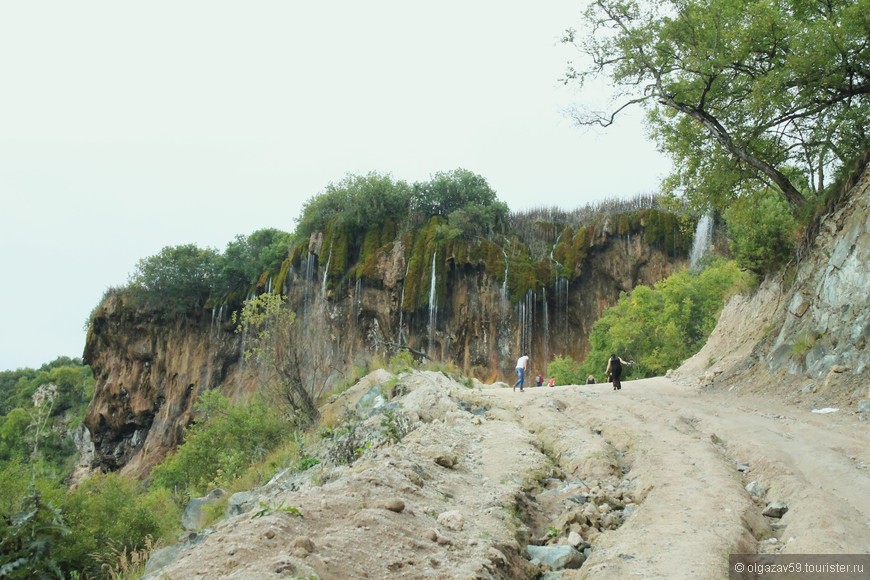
[384,499,405,513]
[526,545,586,570]
[736,463,750,472]
[426,529,439,542]
[434,453,458,469]
[745,481,766,499]
[762,501,789,518]
[273,558,296,574]
[437,509,465,531]
[568,531,583,547]
[291,537,315,553]
[264,530,276,540]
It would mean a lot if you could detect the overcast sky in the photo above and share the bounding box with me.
[0,1,670,371]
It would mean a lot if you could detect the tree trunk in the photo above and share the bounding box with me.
[662,97,807,214]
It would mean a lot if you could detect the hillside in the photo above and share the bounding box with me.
[140,157,870,578]
[140,370,870,579]
[83,200,693,479]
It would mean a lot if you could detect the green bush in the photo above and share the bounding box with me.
[580,260,752,378]
[388,351,416,374]
[724,190,797,274]
[546,356,584,386]
[218,228,293,297]
[55,473,178,578]
[0,486,69,579]
[150,390,290,498]
[127,243,222,317]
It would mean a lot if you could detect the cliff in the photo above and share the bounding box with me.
[84,214,690,477]
[677,151,870,406]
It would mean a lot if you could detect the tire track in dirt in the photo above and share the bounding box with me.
[632,380,870,555]
[481,374,870,577]
[481,381,762,579]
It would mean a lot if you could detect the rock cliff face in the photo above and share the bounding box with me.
[84,224,686,477]
[678,152,870,405]
[83,298,255,477]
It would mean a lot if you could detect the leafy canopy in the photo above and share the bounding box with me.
[564,0,870,214]
[580,259,753,378]
[128,243,222,316]
[294,168,507,241]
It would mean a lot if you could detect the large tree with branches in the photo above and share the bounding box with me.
[563,0,870,214]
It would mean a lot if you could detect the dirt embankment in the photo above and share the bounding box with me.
[142,369,870,579]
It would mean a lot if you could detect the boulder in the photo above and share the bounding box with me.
[182,488,226,531]
[762,501,789,518]
[526,545,586,570]
[745,481,766,499]
[437,509,465,531]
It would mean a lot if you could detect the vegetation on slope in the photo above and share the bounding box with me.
[546,259,755,384]
[0,359,178,579]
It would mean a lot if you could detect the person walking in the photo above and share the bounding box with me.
[513,353,529,392]
[605,354,633,391]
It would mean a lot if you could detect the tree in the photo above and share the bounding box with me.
[218,228,292,297]
[127,244,221,316]
[412,169,504,219]
[580,260,751,377]
[149,391,286,497]
[295,172,413,239]
[564,0,870,214]
[234,293,340,425]
[724,189,797,274]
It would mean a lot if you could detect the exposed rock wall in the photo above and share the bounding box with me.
[84,296,255,477]
[678,154,870,406]
[84,227,685,477]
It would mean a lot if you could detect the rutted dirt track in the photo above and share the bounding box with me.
[145,372,870,579]
[491,377,870,577]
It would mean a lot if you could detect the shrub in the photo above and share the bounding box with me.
[580,260,752,378]
[547,356,584,386]
[724,190,797,274]
[54,473,178,578]
[150,390,290,498]
[127,244,222,317]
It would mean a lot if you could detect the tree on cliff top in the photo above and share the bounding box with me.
[293,169,508,241]
[563,0,870,214]
[127,244,221,317]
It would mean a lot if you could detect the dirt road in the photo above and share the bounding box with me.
[145,372,870,579]
[478,377,870,577]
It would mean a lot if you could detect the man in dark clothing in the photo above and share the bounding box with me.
[605,354,632,391]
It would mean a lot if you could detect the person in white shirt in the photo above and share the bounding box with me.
[513,353,529,392]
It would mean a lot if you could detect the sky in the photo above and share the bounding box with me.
[0,1,670,371]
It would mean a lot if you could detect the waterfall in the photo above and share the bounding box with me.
[542,287,550,366]
[516,290,535,358]
[303,252,315,315]
[500,250,509,302]
[265,276,273,294]
[689,213,714,270]
[428,251,438,355]
[525,290,534,357]
[320,247,332,302]
[557,277,570,335]
[354,278,362,318]
[398,259,411,345]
